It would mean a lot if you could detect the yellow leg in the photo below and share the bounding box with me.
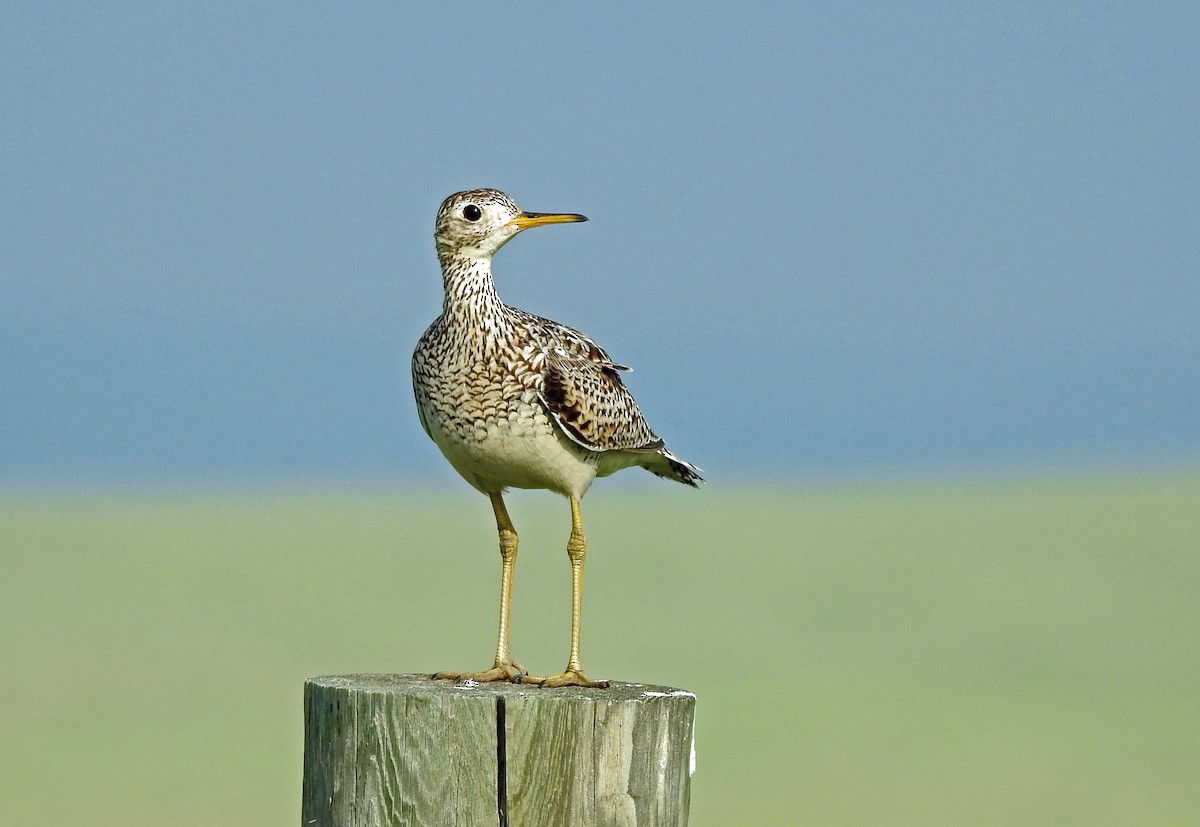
[435,492,526,683]
[528,495,608,688]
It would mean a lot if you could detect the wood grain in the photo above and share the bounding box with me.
[302,674,695,827]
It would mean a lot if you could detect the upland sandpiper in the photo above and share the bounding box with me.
[412,189,702,688]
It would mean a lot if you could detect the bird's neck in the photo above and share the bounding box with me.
[439,253,505,321]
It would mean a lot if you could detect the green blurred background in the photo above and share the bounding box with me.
[5,3,1200,824]
[3,472,1197,825]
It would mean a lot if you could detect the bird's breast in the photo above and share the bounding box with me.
[413,321,542,437]
[412,322,597,495]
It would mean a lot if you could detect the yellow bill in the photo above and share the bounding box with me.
[508,211,588,230]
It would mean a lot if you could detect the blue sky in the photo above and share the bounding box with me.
[3,3,1198,484]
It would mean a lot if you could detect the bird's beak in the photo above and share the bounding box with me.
[508,211,588,230]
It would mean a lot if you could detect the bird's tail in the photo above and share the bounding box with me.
[645,449,705,487]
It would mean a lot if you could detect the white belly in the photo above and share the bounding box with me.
[426,400,599,497]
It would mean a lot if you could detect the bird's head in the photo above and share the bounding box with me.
[434,188,587,261]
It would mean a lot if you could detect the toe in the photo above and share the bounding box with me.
[434,662,525,684]
[526,670,609,689]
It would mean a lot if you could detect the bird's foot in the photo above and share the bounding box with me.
[523,669,609,689]
[433,660,527,684]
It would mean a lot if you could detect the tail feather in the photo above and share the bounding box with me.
[646,449,704,487]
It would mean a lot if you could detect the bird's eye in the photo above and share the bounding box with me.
[462,204,482,222]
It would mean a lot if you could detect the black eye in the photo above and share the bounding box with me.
[462,204,482,222]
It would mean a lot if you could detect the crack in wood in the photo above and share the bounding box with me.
[496,696,509,827]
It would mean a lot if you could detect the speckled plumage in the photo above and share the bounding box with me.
[412,188,701,687]
[412,188,702,499]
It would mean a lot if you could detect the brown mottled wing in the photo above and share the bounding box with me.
[526,316,664,453]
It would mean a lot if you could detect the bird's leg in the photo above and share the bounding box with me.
[490,491,524,675]
[435,492,526,683]
[526,495,608,688]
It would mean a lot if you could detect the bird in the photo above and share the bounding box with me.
[412,188,702,688]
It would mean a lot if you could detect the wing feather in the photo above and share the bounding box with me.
[517,312,662,453]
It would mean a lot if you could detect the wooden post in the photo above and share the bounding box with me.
[302,674,696,827]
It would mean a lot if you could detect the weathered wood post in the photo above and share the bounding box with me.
[302,674,696,827]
